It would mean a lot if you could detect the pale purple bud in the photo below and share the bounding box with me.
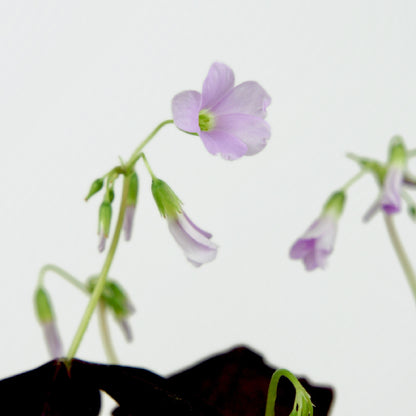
[42,321,63,359]
[167,211,217,267]
[290,214,338,271]
[172,62,271,160]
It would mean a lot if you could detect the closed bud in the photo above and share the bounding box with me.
[85,178,104,201]
[98,201,112,252]
[123,172,139,241]
[35,287,54,323]
[151,178,182,218]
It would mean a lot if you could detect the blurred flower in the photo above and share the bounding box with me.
[172,62,271,160]
[98,201,112,252]
[290,192,345,271]
[167,211,218,267]
[364,136,406,221]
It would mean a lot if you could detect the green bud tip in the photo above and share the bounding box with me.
[126,172,139,206]
[151,178,182,218]
[35,288,54,323]
[98,201,112,236]
[198,110,216,131]
[85,178,104,201]
[323,191,346,218]
[389,136,406,168]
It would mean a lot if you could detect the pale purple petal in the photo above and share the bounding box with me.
[201,62,235,109]
[167,212,217,266]
[172,90,202,133]
[123,205,136,241]
[289,215,337,271]
[363,198,380,222]
[212,81,271,118]
[98,231,106,252]
[118,318,133,342]
[380,167,402,214]
[43,321,63,359]
[215,113,271,155]
[200,130,247,161]
[183,212,212,239]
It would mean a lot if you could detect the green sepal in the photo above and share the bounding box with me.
[105,188,115,203]
[98,201,112,236]
[151,178,182,218]
[87,278,131,318]
[389,135,407,168]
[85,178,104,201]
[126,172,139,206]
[323,191,346,218]
[35,287,54,323]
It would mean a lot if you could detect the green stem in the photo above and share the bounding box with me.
[126,120,174,170]
[341,169,368,191]
[141,153,157,179]
[66,174,131,362]
[383,214,416,305]
[38,264,88,294]
[265,369,303,416]
[98,300,118,364]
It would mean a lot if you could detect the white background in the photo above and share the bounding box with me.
[1,1,416,415]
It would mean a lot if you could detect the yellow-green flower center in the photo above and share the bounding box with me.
[198,110,216,131]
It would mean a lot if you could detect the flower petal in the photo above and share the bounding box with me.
[212,81,271,118]
[168,212,217,266]
[380,167,402,214]
[183,212,212,239]
[215,113,271,155]
[201,62,235,110]
[43,321,63,359]
[289,239,315,259]
[200,130,247,160]
[172,90,202,133]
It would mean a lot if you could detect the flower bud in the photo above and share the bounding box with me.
[85,178,104,201]
[151,178,182,218]
[123,172,139,241]
[388,136,407,168]
[34,288,63,358]
[98,201,112,252]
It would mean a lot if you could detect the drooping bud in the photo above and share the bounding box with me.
[151,178,182,218]
[123,172,139,241]
[98,201,112,252]
[85,178,104,201]
[34,288,63,359]
[87,278,135,341]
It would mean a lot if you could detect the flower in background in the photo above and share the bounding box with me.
[151,178,217,266]
[364,136,407,221]
[172,62,271,160]
[290,191,346,271]
[123,172,139,241]
[34,288,63,358]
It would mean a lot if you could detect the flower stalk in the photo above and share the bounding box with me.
[66,173,131,363]
[383,214,416,305]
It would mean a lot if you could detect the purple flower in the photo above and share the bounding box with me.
[289,214,338,271]
[123,205,135,241]
[172,62,271,160]
[363,166,403,221]
[167,211,218,267]
[42,321,63,359]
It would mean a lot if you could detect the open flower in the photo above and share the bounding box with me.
[172,62,271,160]
[290,191,345,271]
[363,137,406,221]
[151,178,217,266]
[167,211,218,267]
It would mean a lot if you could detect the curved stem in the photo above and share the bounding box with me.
[38,264,88,294]
[98,300,118,364]
[384,214,416,304]
[265,369,305,416]
[126,120,174,170]
[66,174,131,362]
